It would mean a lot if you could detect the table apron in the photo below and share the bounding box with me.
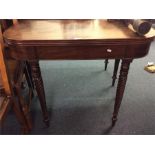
[9,43,151,60]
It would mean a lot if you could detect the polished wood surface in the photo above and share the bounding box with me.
[3,19,155,127]
[3,20,154,61]
[3,20,155,42]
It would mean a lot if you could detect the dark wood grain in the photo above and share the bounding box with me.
[29,61,49,126]
[3,20,155,127]
[112,59,133,126]
[104,59,109,71]
[3,20,155,42]
[112,59,120,86]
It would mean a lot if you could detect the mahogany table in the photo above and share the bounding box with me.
[3,20,155,127]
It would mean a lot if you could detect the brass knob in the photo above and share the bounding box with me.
[107,48,112,53]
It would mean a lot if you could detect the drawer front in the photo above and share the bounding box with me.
[36,45,126,60]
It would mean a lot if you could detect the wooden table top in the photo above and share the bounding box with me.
[3,20,155,45]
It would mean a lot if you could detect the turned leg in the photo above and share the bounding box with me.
[104,59,109,71]
[24,62,34,103]
[112,59,133,126]
[29,61,49,126]
[25,61,34,89]
[112,59,120,86]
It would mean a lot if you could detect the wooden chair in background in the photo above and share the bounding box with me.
[2,19,50,127]
[0,43,30,133]
[0,20,34,133]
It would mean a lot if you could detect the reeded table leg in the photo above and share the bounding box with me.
[112,59,120,86]
[25,61,34,89]
[29,61,49,126]
[112,59,132,126]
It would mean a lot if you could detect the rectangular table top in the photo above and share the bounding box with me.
[3,20,155,44]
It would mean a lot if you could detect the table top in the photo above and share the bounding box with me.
[3,20,155,46]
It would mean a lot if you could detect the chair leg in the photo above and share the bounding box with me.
[12,97,30,134]
[15,85,32,131]
[0,95,29,134]
[104,59,109,71]
[0,96,12,127]
[112,59,120,86]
